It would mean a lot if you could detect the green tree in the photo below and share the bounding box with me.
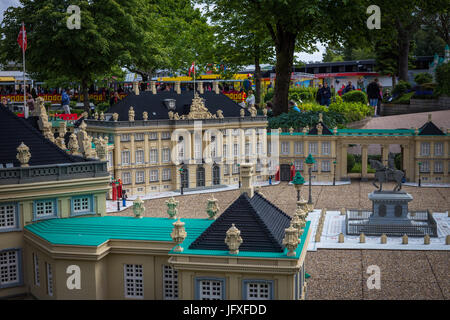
[0,0,146,110]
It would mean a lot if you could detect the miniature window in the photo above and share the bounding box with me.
[434,161,443,173]
[0,203,18,231]
[420,161,430,173]
[322,142,330,155]
[309,142,318,155]
[120,134,130,142]
[197,279,223,300]
[163,265,178,300]
[281,142,290,154]
[434,143,443,156]
[121,151,130,165]
[224,164,229,175]
[245,143,250,156]
[312,162,318,172]
[135,150,144,164]
[256,142,263,155]
[294,160,303,171]
[0,250,20,288]
[162,168,171,181]
[232,163,239,174]
[107,151,113,168]
[256,160,262,172]
[149,132,158,140]
[233,144,239,157]
[135,133,144,141]
[161,132,171,140]
[294,142,303,154]
[150,149,158,164]
[195,140,202,160]
[46,262,53,296]
[136,171,145,184]
[223,144,228,159]
[420,142,430,156]
[124,264,143,299]
[34,199,57,220]
[321,160,331,172]
[150,170,159,182]
[122,172,131,185]
[72,196,93,215]
[244,281,272,300]
[162,148,170,163]
[33,253,40,286]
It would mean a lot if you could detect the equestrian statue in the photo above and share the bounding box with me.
[369,153,405,192]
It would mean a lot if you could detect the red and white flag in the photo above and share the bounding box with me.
[17,22,27,52]
[188,61,195,77]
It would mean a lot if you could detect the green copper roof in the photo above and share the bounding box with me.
[25,216,213,247]
[25,216,310,259]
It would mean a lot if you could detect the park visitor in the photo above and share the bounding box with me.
[367,78,381,116]
[61,89,71,114]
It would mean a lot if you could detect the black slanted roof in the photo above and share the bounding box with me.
[106,91,249,120]
[308,121,333,135]
[0,107,87,167]
[418,120,445,135]
[189,193,291,253]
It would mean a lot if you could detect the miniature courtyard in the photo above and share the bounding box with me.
[116,180,450,300]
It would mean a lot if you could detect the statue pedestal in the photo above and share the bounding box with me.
[368,191,413,225]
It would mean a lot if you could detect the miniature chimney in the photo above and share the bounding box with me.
[239,163,254,198]
[175,81,181,94]
[133,82,140,95]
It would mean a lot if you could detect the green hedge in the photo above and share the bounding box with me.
[342,90,368,104]
[392,80,412,96]
[328,101,373,122]
[268,110,345,130]
[414,73,433,85]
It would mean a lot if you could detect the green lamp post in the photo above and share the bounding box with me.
[179,167,185,195]
[418,162,422,187]
[333,160,337,186]
[292,170,305,201]
[305,153,316,205]
[237,163,241,188]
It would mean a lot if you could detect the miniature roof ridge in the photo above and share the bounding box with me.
[188,192,292,253]
[308,121,333,135]
[418,119,445,135]
[0,107,87,166]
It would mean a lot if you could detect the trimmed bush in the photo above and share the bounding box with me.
[328,101,373,122]
[392,80,412,96]
[342,90,368,104]
[414,73,433,85]
[392,91,415,104]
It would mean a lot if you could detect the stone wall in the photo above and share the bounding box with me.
[381,96,450,116]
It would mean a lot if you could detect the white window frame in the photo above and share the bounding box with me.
[244,281,272,300]
[197,279,224,300]
[0,250,20,288]
[294,142,303,155]
[281,142,290,155]
[233,143,239,157]
[135,150,144,164]
[309,142,318,155]
[73,197,90,213]
[162,148,170,163]
[124,264,144,299]
[434,143,443,156]
[161,131,171,140]
[121,150,130,165]
[150,149,158,164]
[321,160,331,172]
[162,168,171,181]
[107,151,113,168]
[434,161,443,173]
[420,142,430,156]
[420,161,430,173]
[135,133,144,141]
[163,265,178,300]
[0,204,17,230]
[33,253,40,286]
[46,262,53,296]
[120,133,130,142]
[322,142,331,155]
[136,171,145,183]
[122,172,131,185]
[294,160,303,171]
[150,170,159,182]
[232,163,239,174]
[149,132,158,140]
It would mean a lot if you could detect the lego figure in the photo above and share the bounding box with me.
[122,190,127,207]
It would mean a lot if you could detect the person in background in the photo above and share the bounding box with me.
[343,81,355,94]
[367,78,381,116]
[377,84,383,117]
[246,90,255,109]
[26,94,35,114]
[316,84,323,104]
[109,91,120,106]
[321,82,332,106]
[61,89,71,114]
[1,97,8,108]
[288,100,301,112]
[266,101,273,113]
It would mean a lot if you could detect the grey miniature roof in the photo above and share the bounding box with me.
[0,106,87,167]
[418,120,445,135]
[189,192,292,253]
[106,91,250,120]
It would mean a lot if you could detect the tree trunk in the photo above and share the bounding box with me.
[82,80,90,112]
[273,29,296,116]
[254,52,261,108]
[397,30,410,82]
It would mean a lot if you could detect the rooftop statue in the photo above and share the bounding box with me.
[369,153,405,192]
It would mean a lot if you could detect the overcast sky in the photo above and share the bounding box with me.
[0,0,325,62]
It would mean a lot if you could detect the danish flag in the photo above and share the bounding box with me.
[17,22,27,52]
[188,61,195,77]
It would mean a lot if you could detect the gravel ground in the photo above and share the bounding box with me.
[112,181,449,300]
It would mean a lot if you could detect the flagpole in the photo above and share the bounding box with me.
[194,61,196,97]
[22,22,28,118]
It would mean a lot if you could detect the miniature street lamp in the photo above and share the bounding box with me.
[237,163,241,188]
[179,166,185,195]
[333,160,337,186]
[292,170,305,202]
[418,162,422,187]
[305,154,316,206]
